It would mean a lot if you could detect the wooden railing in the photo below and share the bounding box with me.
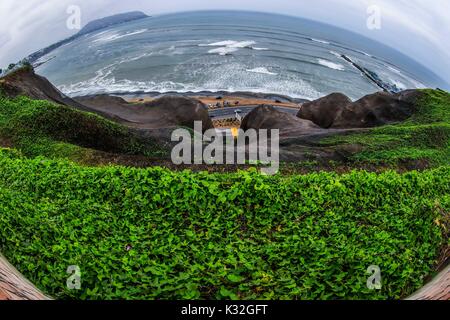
[0,254,51,300]
[406,264,450,300]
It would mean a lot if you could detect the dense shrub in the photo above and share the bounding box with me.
[0,149,448,300]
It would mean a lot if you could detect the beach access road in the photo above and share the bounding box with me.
[209,105,300,119]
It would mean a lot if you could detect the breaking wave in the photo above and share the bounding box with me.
[199,40,256,48]
[208,47,239,55]
[92,29,148,43]
[56,61,321,100]
[310,38,330,44]
[317,59,345,71]
[200,40,268,55]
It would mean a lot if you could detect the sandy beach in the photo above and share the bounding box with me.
[126,95,301,109]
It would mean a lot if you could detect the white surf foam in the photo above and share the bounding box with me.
[227,41,256,48]
[246,67,278,75]
[354,50,372,57]
[200,40,259,55]
[199,40,256,48]
[199,40,238,47]
[317,59,345,71]
[93,29,148,43]
[329,51,341,58]
[57,61,321,101]
[389,79,407,90]
[59,77,320,100]
[310,38,330,44]
[388,66,402,74]
[208,47,239,55]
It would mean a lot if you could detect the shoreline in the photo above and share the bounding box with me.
[73,90,308,110]
[125,95,302,109]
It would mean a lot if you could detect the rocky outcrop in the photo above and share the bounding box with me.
[241,105,322,134]
[0,67,104,115]
[76,95,214,132]
[239,105,364,162]
[0,67,213,133]
[331,90,422,128]
[297,93,352,128]
[297,90,423,129]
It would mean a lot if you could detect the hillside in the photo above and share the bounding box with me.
[77,11,148,36]
[0,67,449,171]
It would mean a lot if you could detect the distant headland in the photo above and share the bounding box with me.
[26,11,149,65]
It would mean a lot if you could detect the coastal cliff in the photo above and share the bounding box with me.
[1,66,448,171]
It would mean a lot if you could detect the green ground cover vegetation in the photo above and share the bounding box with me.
[0,88,448,299]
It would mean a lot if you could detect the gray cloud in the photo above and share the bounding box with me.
[0,0,448,82]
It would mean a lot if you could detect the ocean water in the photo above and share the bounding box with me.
[36,11,436,100]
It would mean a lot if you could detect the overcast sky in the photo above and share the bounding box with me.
[0,0,449,82]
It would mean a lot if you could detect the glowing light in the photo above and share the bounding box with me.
[231,127,239,138]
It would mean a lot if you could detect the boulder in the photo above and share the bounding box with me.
[241,105,322,134]
[297,93,352,128]
[144,96,214,132]
[76,95,214,132]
